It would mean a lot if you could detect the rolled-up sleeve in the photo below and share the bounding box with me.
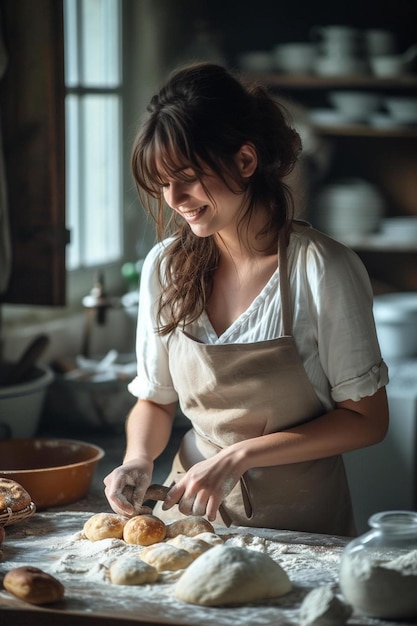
[128,241,179,404]
[303,234,389,403]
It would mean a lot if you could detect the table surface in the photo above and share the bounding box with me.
[0,510,416,626]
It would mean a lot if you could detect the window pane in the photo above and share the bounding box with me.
[81,0,121,87]
[82,95,122,266]
[63,0,79,87]
[66,95,121,269]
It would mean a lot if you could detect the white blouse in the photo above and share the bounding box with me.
[128,221,388,412]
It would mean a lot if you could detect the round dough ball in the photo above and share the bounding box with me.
[165,516,214,539]
[123,514,166,546]
[140,543,194,572]
[0,478,32,513]
[109,556,158,585]
[167,534,212,559]
[3,566,65,605]
[83,513,127,541]
[174,545,292,606]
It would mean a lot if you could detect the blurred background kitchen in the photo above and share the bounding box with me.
[0,0,416,532]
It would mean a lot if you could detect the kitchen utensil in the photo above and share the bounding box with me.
[0,438,104,509]
[1,334,49,386]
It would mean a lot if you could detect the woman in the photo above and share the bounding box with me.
[104,63,389,536]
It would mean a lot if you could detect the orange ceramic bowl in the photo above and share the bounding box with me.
[0,438,104,510]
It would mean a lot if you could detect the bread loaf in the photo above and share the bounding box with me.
[123,514,166,546]
[3,566,65,604]
[0,478,31,513]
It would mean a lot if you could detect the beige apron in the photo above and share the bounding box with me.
[154,227,356,537]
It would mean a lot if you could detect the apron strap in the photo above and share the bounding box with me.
[278,225,293,336]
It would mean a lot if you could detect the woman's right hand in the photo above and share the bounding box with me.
[103,457,154,517]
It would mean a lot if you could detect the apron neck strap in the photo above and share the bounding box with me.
[278,225,292,336]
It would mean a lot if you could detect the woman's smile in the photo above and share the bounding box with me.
[177,205,208,221]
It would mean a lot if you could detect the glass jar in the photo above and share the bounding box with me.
[339,510,417,620]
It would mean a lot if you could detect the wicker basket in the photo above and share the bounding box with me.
[0,502,36,527]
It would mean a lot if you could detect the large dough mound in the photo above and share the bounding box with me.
[174,544,292,606]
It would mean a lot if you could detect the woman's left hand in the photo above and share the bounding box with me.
[162,447,243,521]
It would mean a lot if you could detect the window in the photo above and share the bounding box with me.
[63,0,122,271]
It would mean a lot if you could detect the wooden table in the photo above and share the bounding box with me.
[0,510,414,626]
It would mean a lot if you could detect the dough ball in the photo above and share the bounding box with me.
[83,513,127,541]
[0,478,32,513]
[109,556,158,585]
[165,516,214,539]
[175,545,292,606]
[299,585,352,626]
[167,534,212,559]
[195,531,224,546]
[140,543,194,572]
[123,514,166,546]
[3,566,65,605]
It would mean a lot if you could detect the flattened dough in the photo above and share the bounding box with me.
[140,543,194,572]
[109,556,158,585]
[174,545,292,606]
[167,534,212,559]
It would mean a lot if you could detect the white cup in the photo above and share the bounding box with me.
[365,29,396,56]
[311,25,360,43]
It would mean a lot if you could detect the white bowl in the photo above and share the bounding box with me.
[380,217,417,243]
[384,97,417,124]
[0,365,54,439]
[374,293,417,360]
[273,43,316,73]
[313,56,368,76]
[370,55,406,77]
[328,91,382,122]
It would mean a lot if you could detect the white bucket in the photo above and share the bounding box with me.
[374,293,417,361]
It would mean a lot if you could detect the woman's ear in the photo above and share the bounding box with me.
[235,143,258,178]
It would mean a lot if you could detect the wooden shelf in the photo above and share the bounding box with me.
[252,73,417,90]
[311,124,417,138]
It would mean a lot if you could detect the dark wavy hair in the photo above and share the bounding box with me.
[131,63,301,334]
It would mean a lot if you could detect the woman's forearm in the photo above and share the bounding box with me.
[123,399,177,463]
[230,388,389,474]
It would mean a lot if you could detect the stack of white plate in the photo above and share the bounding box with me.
[314,178,385,238]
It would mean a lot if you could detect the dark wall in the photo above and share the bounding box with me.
[193,0,417,63]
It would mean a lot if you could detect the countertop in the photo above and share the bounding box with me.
[1,510,416,626]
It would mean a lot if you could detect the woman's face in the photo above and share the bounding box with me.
[160,146,256,239]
